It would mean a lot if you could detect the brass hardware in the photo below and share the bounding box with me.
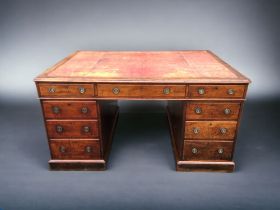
[218,148,224,154]
[192,148,198,154]
[59,146,66,153]
[195,107,202,114]
[224,108,231,115]
[79,87,86,94]
[112,87,120,95]
[81,107,88,114]
[52,106,60,114]
[220,127,227,134]
[83,126,90,133]
[85,146,92,153]
[193,127,200,134]
[56,125,63,133]
[198,88,205,95]
[48,87,56,93]
[163,87,171,95]
[227,89,235,95]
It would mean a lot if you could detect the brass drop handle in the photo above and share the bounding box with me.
[220,127,227,134]
[56,125,63,133]
[218,148,224,154]
[48,87,56,93]
[227,89,235,95]
[79,87,86,94]
[52,106,60,114]
[59,146,66,153]
[195,107,202,114]
[81,107,88,114]
[83,126,90,133]
[193,127,200,134]
[192,148,198,154]
[163,87,171,95]
[198,88,205,95]
[85,146,92,153]
[112,87,120,95]
[224,108,231,115]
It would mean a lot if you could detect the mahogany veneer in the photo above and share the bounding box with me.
[34,51,250,172]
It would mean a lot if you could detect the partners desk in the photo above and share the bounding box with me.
[34,51,250,172]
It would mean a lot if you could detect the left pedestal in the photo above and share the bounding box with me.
[36,83,118,170]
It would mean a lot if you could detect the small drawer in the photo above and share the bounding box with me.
[184,141,233,161]
[46,120,99,139]
[38,83,94,97]
[185,121,237,140]
[189,85,246,98]
[42,101,98,119]
[49,140,101,160]
[97,84,186,98]
[186,102,241,120]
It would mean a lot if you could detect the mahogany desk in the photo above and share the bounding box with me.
[34,51,250,172]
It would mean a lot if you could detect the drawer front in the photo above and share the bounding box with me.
[185,121,237,140]
[42,101,98,119]
[186,102,241,120]
[38,83,94,97]
[189,85,245,98]
[46,120,99,139]
[97,84,186,98]
[49,140,101,159]
[184,141,233,161]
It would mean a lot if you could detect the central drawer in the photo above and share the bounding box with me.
[46,120,99,138]
[97,84,186,98]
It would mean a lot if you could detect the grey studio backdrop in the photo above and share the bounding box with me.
[0,0,280,210]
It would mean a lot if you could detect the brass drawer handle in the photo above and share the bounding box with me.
[220,127,227,134]
[192,148,198,154]
[193,127,200,134]
[85,146,92,153]
[163,87,171,95]
[218,148,224,154]
[52,106,60,114]
[48,87,56,93]
[79,87,86,94]
[195,107,202,114]
[224,108,231,115]
[227,89,235,95]
[56,125,63,133]
[59,146,66,153]
[83,126,90,133]
[81,107,88,114]
[112,87,120,95]
[197,88,205,95]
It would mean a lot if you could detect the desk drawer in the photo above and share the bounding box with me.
[42,101,98,119]
[186,102,241,120]
[184,141,233,161]
[189,85,246,98]
[185,121,237,140]
[49,140,101,159]
[97,84,186,98]
[46,120,99,139]
[38,83,94,97]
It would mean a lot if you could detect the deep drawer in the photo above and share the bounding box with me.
[97,84,186,98]
[185,121,237,140]
[49,140,101,160]
[184,141,233,161]
[42,101,98,119]
[38,83,94,97]
[189,85,246,98]
[186,102,241,120]
[46,120,99,139]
